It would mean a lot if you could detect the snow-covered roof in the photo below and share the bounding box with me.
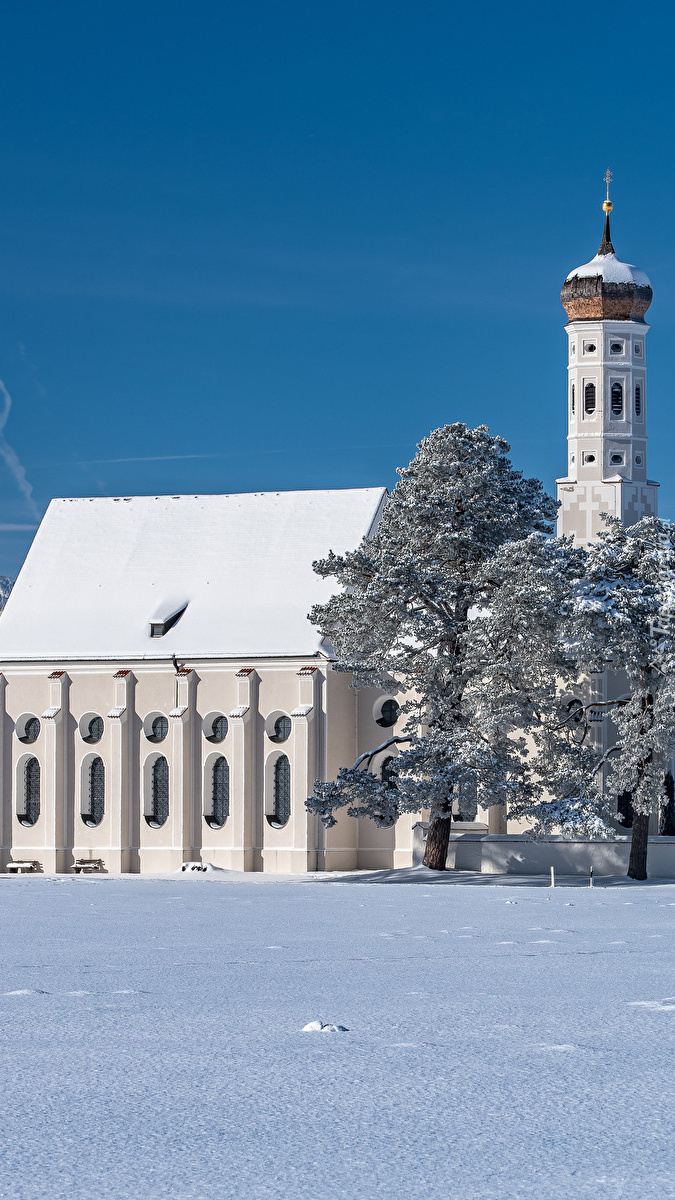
[0,488,387,662]
[565,252,650,288]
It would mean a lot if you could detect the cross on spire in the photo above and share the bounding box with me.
[599,168,614,255]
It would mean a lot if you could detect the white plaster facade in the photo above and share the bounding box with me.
[0,489,418,874]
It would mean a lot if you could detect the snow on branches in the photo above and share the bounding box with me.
[306,424,606,856]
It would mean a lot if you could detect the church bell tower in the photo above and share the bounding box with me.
[556,173,658,542]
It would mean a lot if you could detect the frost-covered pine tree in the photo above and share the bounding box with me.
[572,516,675,880]
[306,424,605,869]
[0,576,13,612]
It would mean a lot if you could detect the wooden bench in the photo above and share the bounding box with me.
[6,860,42,874]
[73,859,105,874]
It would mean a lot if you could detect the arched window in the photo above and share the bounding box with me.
[635,384,642,417]
[584,382,596,415]
[611,382,623,415]
[82,757,105,827]
[381,756,397,786]
[571,383,575,415]
[270,755,291,828]
[205,757,229,829]
[19,757,40,827]
[146,756,169,828]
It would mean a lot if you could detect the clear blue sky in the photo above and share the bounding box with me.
[1,0,674,575]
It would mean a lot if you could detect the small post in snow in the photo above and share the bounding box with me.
[550,866,555,888]
[589,863,594,889]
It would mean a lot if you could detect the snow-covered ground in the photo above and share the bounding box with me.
[2,869,675,1199]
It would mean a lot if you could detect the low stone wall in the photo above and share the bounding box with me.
[412,828,675,877]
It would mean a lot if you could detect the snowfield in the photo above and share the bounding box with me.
[2,870,675,1199]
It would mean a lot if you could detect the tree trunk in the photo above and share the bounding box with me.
[628,811,650,880]
[661,773,675,836]
[423,814,452,871]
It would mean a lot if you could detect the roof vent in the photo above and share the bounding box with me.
[149,599,188,639]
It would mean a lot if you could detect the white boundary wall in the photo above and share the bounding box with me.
[413,829,675,877]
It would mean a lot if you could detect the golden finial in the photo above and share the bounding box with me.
[603,168,613,214]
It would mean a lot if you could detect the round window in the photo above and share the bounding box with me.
[376,698,400,728]
[270,715,291,743]
[19,716,40,744]
[83,716,104,743]
[149,716,168,743]
[211,715,228,742]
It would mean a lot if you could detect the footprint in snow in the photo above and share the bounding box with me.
[3,989,48,995]
[302,1020,349,1033]
[628,999,675,1011]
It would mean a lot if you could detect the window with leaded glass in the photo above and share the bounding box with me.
[82,757,105,827]
[205,756,229,828]
[19,716,40,744]
[19,757,40,826]
[270,715,291,743]
[376,698,400,728]
[146,756,169,828]
[268,755,291,827]
[83,716,104,744]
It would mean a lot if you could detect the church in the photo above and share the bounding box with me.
[0,192,662,874]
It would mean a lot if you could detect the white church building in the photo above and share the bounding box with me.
[0,194,667,874]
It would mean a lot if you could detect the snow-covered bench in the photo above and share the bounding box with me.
[73,859,105,874]
[6,860,42,873]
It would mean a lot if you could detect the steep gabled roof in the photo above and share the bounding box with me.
[0,488,387,662]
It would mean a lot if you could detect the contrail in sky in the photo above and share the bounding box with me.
[0,378,40,521]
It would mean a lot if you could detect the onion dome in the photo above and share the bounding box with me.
[561,208,652,323]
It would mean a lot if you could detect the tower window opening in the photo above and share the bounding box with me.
[610,342,623,354]
[584,382,596,414]
[583,342,596,354]
[635,454,643,466]
[635,343,642,355]
[583,453,596,464]
[610,453,624,466]
[635,384,642,417]
[611,382,623,416]
[571,384,575,415]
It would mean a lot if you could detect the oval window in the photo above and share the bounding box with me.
[270,715,291,743]
[610,342,623,354]
[83,716,104,744]
[149,715,168,743]
[206,714,228,743]
[610,453,623,466]
[584,343,596,354]
[584,454,596,464]
[376,699,400,728]
[18,716,40,745]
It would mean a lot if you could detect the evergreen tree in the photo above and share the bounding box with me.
[572,516,675,880]
[306,424,604,869]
